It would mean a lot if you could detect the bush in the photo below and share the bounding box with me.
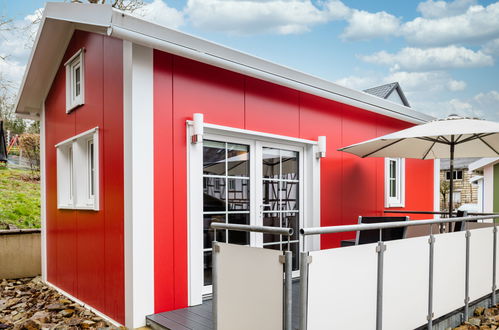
[19,133,40,177]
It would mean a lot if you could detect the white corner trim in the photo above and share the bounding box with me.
[123,41,155,329]
[434,159,441,219]
[45,281,122,327]
[40,104,47,281]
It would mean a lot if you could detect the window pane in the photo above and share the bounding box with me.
[389,160,396,179]
[227,143,249,177]
[263,180,280,211]
[203,214,226,249]
[446,171,451,180]
[283,213,299,241]
[281,181,298,211]
[204,251,213,286]
[228,178,249,211]
[88,141,94,197]
[389,179,396,198]
[203,177,226,212]
[203,140,226,175]
[281,150,298,180]
[263,213,281,243]
[228,213,250,245]
[457,171,463,180]
[75,66,81,97]
[263,148,280,179]
[290,242,300,271]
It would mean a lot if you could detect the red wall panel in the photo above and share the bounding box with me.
[153,50,435,313]
[44,31,124,324]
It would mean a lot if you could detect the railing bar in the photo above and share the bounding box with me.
[284,251,292,330]
[299,252,309,330]
[427,232,435,330]
[384,210,499,216]
[376,240,386,330]
[464,222,471,320]
[300,215,499,236]
[211,223,293,236]
[212,239,218,330]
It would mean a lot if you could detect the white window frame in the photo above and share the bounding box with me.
[56,127,99,211]
[65,48,85,112]
[384,157,405,208]
[187,121,321,306]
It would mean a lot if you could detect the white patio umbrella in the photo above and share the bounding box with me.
[338,115,499,218]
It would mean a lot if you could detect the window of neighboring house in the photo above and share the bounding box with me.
[56,127,99,210]
[65,49,85,112]
[385,158,405,208]
[446,170,463,180]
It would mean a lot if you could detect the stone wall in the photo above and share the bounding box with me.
[0,230,41,279]
[439,168,478,211]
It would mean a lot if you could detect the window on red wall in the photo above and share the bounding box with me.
[385,157,405,208]
[65,48,85,112]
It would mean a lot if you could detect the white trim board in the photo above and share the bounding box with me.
[123,41,155,329]
[40,104,47,281]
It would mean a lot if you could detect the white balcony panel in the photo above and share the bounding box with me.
[215,243,283,330]
[307,243,378,330]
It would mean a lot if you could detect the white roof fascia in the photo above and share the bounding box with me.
[469,157,499,171]
[469,175,483,183]
[16,3,434,125]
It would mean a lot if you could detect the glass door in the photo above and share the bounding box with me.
[257,143,302,272]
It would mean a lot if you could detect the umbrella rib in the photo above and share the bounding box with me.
[477,135,499,155]
[456,133,494,145]
[417,136,449,144]
[361,138,406,158]
[454,134,463,143]
[422,140,437,160]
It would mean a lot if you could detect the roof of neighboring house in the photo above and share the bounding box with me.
[468,157,499,171]
[363,82,411,107]
[440,157,482,170]
[15,2,434,125]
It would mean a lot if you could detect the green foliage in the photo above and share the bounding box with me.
[19,133,40,174]
[0,167,40,229]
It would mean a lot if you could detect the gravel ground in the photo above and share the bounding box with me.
[0,277,123,329]
[454,305,499,329]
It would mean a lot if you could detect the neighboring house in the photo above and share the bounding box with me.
[469,158,499,213]
[364,82,411,107]
[439,158,480,211]
[15,3,437,328]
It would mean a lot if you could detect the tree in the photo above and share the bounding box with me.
[440,180,450,211]
[19,133,40,176]
[70,0,144,12]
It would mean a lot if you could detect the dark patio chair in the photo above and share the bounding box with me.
[355,216,409,245]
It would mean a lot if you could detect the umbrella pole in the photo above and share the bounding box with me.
[448,140,455,231]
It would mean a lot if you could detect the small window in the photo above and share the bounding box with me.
[385,158,405,208]
[446,170,463,180]
[65,49,85,112]
[56,127,99,210]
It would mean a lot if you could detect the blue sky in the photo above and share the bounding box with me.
[1,0,499,120]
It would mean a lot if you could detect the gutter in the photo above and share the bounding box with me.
[108,25,430,125]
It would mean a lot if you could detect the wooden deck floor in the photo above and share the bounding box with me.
[146,281,300,330]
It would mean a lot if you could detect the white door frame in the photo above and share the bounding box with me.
[187,121,321,306]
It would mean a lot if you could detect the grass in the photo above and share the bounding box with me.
[0,166,40,229]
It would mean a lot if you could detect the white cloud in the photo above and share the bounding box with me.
[417,0,477,18]
[483,38,499,56]
[402,2,499,46]
[184,0,346,35]
[360,46,493,71]
[341,10,400,41]
[133,0,184,29]
[335,71,466,94]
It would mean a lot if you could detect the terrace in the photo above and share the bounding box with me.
[146,213,499,330]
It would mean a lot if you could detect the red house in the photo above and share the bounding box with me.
[15,3,438,328]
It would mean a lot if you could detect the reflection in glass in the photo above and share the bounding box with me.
[228,179,250,211]
[283,213,299,241]
[228,214,250,245]
[227,143,249,177]
[203,177,226,212]
[203,140,226,175]
[263,213,281,243]
[204,251,212,286]
[263,148,280,179]
[281,182,298,211]
[263,180,279,211]
[281,150,298,180]
[203,214,226,249]
[290,242,299,271]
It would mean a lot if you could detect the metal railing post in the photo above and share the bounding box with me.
[493,224,497,306]
[212,238,219,330]
[427,233,435,330]
[376,239,386,330]
[464,226,471,320]
[299,252,310,330]
[284,250,292,330]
